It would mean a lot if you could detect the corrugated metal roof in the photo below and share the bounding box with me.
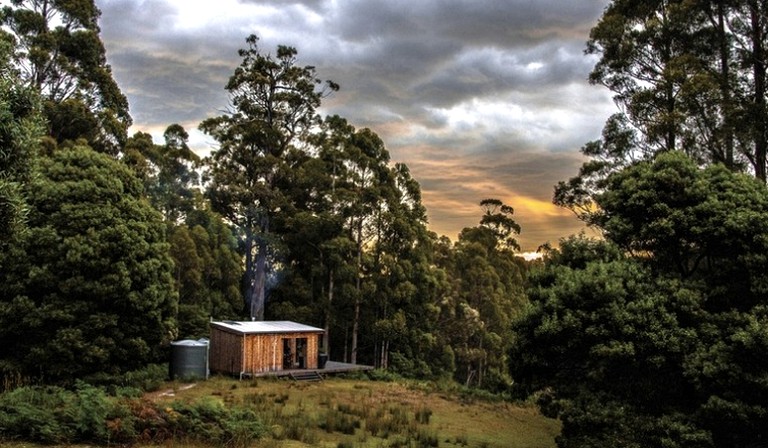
[211,320,324,334]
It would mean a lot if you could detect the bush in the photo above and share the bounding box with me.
[122,363,169,391]
[0,383,266,447]
[365,368,403,383]
[86,363,169,393]
[0,382,113,444]
[0,386,72,444]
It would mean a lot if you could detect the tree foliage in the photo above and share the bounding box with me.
[265,115,450,374]
[435,199,527,389]
[123,125,201,223]
[0,0,131,154]
[170,207,245,338]
[201,34,337,321]
[556,0,768,222]
[515,153,768,447]
[0,36,43,241]
[0,147,177,383]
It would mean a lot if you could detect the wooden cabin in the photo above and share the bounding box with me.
[209,321,324,376]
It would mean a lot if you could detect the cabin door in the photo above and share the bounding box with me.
[296,338,308,369]
[282,338,294,369]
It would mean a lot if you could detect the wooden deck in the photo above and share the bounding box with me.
[242,360,374,379]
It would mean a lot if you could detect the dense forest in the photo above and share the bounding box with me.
[1,0,767,447]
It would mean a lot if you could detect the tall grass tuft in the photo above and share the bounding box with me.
[415,405,432,424]
[320,408,361,434]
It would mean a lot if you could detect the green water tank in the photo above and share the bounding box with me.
[169,339,209,380]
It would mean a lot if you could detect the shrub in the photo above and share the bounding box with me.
[0,386,72,444]
[366,369,403,383]
[85,363,168,393]
[104,400,139,444]
[366,405,413,438]
[282,413,319,444]
[69,381,111,442]
[0,382,114,444]
[222,408,267,448]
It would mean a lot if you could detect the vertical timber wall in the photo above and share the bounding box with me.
[209,328,245,374]
[209,327,321,375]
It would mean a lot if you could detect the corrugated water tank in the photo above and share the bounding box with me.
[169,339,209,380]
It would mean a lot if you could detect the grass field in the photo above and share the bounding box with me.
[146,375,560,448]
[0,375,559,448]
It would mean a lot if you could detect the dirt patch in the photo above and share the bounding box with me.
[145,382,198,401]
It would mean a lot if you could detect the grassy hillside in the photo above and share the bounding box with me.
[148,375,560,448]
[0,375,559,448]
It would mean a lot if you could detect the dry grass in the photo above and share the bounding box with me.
[150,375,560,448]
[1,376,559,448]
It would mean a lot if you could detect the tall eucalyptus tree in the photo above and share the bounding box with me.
[201,35,337,320]
[1,0,131,154]
[556,0,768,223]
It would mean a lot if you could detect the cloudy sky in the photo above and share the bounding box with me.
[97,0,614,252]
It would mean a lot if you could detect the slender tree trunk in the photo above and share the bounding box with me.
[351,297,360,364]
[478,357,484,389]
[351,219,362,364]
[661,3,676,152]
[250,217,269,321]
[716,0,735,169]
[380,340,389,369]
[343,326,349,363]
[251,239,267,320]
[244,230,256,319]
[465,360,473,388]
[750,0,767,181]
[351,291,360,364]
[477,338,484,388]
[323,269,333,353]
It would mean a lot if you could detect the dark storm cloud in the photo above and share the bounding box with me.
[109,50,231,125]
[330,0,603,45]
[96,0,613,250]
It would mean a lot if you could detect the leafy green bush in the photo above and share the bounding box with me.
[0,383,265,447]
[0,386,72,444]
[86,363,169,393]
[0,382,113,444]
[365,368,403,383]
[122,363,169,391]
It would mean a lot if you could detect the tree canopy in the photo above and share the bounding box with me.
[514,153,768,447]
[0,36,43,241]
[201,34,338,321]
[556,0,768,222]
[0,147,177,382]
[0,0,131,154]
